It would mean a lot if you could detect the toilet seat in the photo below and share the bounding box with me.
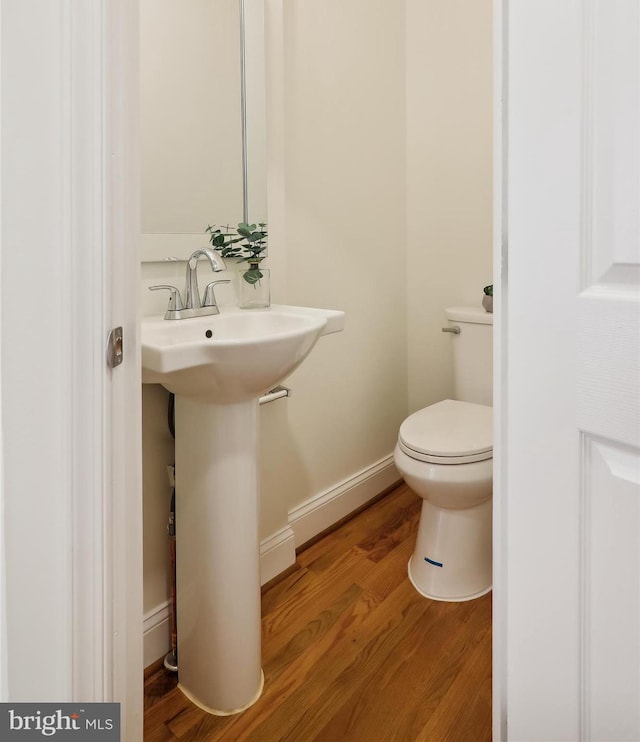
[398,399,493,465]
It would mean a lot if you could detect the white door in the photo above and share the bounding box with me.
[497,0,640,740]
[0,0,142,736]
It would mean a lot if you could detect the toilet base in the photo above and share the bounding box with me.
[408,561,492,602]
[408,497,492,602]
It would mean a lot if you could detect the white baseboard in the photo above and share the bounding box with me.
[288,454,400,548]
[143,455,399,667]
[143,602,171,669]
[259,525,297,584]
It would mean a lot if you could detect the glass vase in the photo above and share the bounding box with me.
[237,265,270,309]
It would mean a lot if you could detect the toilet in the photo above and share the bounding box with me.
[394,306,493,602]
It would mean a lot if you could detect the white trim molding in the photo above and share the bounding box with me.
[106,0,143,735]
[260,525,297,585]
[492,0,507,739]
[143,603,172,669]
[68,0,111,703]
[288,455,400,549]
[0,0,7,702]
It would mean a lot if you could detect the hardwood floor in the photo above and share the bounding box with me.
[144,484,492,741]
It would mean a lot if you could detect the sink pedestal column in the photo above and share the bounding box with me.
[174,396,264,714]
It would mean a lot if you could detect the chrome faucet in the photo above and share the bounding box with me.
[150,248,229,320]
[184,247,226,309]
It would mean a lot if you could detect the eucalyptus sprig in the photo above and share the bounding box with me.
[206,222,268,284]
[205,223,241,256]
[237,222,267,266]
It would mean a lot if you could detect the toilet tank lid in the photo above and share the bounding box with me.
[445,306,493,324]
[399,399,493,458]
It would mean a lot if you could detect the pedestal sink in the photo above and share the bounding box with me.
[141,304,345,714]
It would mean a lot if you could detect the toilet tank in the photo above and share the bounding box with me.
[445,306,493,406]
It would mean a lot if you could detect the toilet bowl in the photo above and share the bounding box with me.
[394,399,492,601]
[395,306,493,602]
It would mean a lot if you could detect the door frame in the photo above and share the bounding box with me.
[492,0,507,739]
[0,0,142,736]
[105,0,144,735]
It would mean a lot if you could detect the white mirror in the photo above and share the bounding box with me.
[140,0,266,262]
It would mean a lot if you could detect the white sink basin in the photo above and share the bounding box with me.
[141,304,345,404]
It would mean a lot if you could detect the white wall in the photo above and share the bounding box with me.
[406,0,494,413]
[140,0,493,661]
[275,0,408,506]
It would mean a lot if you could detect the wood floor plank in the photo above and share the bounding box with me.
[245,581,431,742]
[259,563,311,616]
[143,484,492,742]
[261,546,371,657]
[297,484,414,573]
[144,668,178,713]
[165,701,209,739]
[143,686,190,742]
[263,582,364,681]
[356,492,420,563]
[416,602,492,742]
[307,591,488,741]
[315,595,491,742]
[144,722,179,742]
[358,532,416,602]
[308,597,456,742]
[193,589,384,741]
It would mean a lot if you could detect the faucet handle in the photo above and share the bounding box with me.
[149,285,185,311]
[202,280,231,308]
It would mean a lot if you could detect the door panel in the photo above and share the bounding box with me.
[504,0,640,739]
[587,0,639,285]
[578,0,640,448]
[584,437,640,741]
